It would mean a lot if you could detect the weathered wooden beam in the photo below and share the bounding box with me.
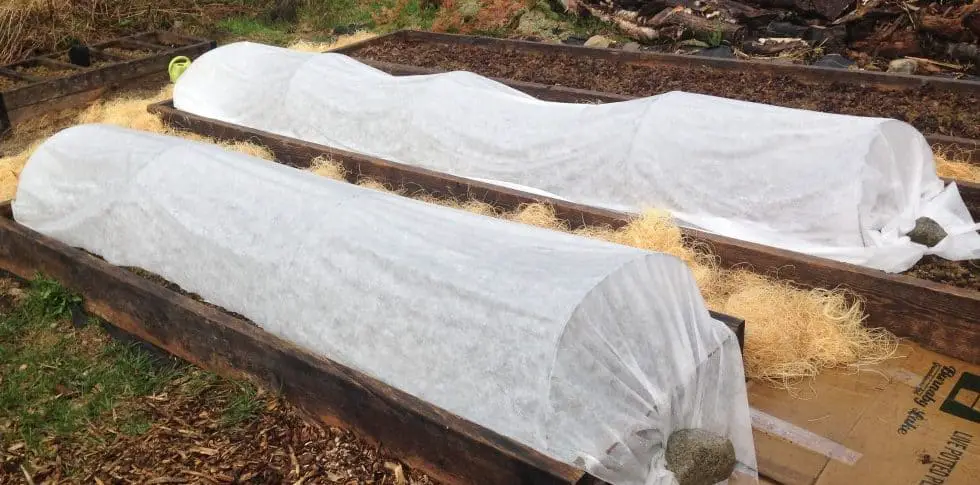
[0,206,599,485]
[0,67,41,83]
[88,47,127,62]
[0,31,216,136]
[149,101,980,364]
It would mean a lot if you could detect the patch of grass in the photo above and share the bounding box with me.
[119,412,152,436]
[0,273,271,465]
[372,0,440,32]
[301,0,377,31]
[220,382,262,427]
[0,276,175,452]
[216,16,294,45]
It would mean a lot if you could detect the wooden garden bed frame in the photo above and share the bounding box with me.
[0,31,215,135]
[0,196,746,485]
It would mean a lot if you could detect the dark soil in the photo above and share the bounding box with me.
[124,266,254,323]
[906,256,980,292]
[350,38,980,140]
[101,47,155,59]
[12,63,72,80]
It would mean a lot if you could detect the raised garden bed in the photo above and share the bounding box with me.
[149,100,980,365]
[0,201,598,485]
[335,30,980,161]
[323,55,980,293]
[0,190,749,485]
[0,31,215,136]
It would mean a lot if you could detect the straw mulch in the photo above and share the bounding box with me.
[935,149,980,184]
[287,31,378,53]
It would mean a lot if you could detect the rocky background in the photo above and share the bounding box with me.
[553,0,980,76]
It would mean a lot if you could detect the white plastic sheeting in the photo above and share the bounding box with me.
[172,41,980,273]
[14,124,756,485]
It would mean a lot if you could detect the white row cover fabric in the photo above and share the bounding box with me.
[173,41,980,273]
[14,124,756,485]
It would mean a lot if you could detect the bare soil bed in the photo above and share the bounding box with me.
[906,256,980,291]
[101,47,155,59]
[349,38,980,140]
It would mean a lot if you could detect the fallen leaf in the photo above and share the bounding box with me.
[7,442,25,452]
[384,462,407,485]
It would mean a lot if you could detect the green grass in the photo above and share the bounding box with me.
[220,382,262,427]
[0,275,264,455]
[118,412,153,436]
[216,16,295,45]
[301,0,437,33]
[301,0,377,31]
[0,277,176,451]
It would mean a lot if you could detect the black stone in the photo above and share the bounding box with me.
[68,45,91,67]
[697,46,734,59]
[813,53,855,69]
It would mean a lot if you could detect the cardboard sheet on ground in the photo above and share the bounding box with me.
[171,41,980,273]
[750,342,980,484]
[13,124,756,485]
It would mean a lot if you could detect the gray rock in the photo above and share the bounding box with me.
[458,0,481,20]
[584,35,614,49]
[888,58,918,75]
[813,53,855,70]
[697,46,734,59]
[622,42,642,51]
[908,217,947,247]
[665,429,736,485]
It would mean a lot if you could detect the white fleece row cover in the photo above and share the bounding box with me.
[14,124,756,485]
[172,41,980,272]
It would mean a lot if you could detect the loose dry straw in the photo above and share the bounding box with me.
[286,32,379,54]
[935,148,980,184]
[0,85,901,389]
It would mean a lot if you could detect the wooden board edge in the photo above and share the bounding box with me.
[148,101,980,363]
[0,92,9,137]
[0,209,590,485]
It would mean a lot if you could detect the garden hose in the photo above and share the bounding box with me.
[168,56,191,83]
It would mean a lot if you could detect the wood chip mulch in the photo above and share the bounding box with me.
[2,365,436,485]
